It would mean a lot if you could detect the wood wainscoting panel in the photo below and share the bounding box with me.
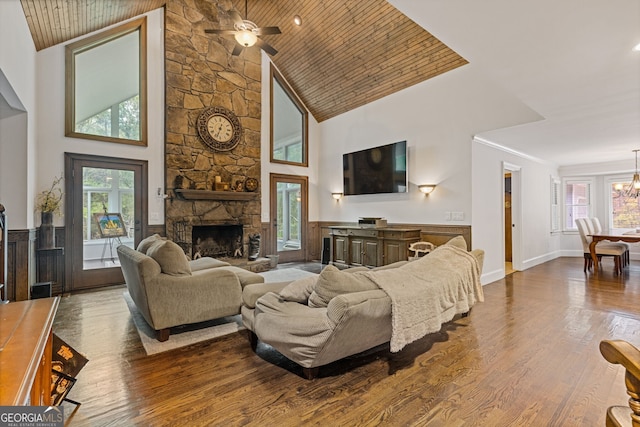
[6,229,36,301]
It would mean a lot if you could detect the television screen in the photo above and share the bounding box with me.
[343,141,407,196]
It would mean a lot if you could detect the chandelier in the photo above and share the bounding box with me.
[627,149,640,198]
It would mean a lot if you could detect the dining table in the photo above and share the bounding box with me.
[589,230,640,274]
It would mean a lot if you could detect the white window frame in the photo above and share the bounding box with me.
[550,176,561,233]
[562,177,595,232]
[605,174,640,232]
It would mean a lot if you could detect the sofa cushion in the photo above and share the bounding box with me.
[146,239,191,276]
[279,275,318,303]
[445,235,468,250]
[189,257,230,271]
[308,265,378,308]
[137,233,164,254]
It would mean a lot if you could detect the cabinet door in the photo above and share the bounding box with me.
[350,238,364,266]
[383,240,403,265]
[333,236,348,264]
[362,240,380,268]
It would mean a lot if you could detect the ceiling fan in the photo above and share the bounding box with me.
[205,0,281,56]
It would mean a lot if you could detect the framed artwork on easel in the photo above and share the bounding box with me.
[93,213,128,238]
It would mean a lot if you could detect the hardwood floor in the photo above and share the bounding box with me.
[53,257,640,426]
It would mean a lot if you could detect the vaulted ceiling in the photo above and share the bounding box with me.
[19,0,467,123]
[17,0,640,166]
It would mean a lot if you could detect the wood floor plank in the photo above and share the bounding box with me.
[52,258,640,426]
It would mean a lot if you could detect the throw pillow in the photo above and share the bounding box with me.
[146,239,191,276]
[137,234,164,254]
[308,265,378,308]
[279,275,318,303]
[445,235,468,251]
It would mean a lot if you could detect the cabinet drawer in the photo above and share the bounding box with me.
[350,229,379,238]
[331,228,349,236]
[384,230,420,239]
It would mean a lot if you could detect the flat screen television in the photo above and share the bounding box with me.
[343,141,407,196]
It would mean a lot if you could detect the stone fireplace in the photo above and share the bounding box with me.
[164,0,264,269]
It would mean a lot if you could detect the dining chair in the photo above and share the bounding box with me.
[590,217,630,266]
[575,218,625,274]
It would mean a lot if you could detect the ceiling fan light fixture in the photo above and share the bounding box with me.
[234,29,257,47]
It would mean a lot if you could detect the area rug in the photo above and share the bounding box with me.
[259,267,318,282]
[123,292,243,356]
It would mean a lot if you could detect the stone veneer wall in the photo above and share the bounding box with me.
[164,0,262,257]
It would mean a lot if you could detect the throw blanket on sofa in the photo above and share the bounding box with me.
[363,245,483,352]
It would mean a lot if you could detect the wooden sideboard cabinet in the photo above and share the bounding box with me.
[0,297,60,405]
[329,226,420,268]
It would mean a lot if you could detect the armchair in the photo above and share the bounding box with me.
[599,340,640,427]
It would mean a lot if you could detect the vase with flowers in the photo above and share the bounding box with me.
[36,176,63,249]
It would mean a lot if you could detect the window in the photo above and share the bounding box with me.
[563,179,593,231]
[65,18,147,146]
[83,168,134,242]
[550,177,561,233]
[607,176,640,230]
[270,65,308,166]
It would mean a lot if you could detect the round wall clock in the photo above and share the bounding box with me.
[196,106,243,151]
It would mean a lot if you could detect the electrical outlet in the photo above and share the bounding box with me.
[444,212,452,221]
[150,212,160,221]
[452,212,464,221]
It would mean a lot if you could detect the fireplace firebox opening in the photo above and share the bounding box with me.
[191,224,243,259]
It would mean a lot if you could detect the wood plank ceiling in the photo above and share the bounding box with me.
[19,0,467,122]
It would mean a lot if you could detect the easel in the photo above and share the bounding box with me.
[101,235,122,263]
[94,209,127,264]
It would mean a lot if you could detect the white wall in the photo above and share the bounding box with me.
[315,64,540,223]
[0,0,37,228]
[260,54,321,222]
[34,8,166,227]
[472,140,562,283]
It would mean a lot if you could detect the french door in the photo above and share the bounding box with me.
[64,153,148,291]
[270,173,308,263]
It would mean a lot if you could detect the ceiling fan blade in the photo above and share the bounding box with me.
[231,44,244,56]
[254,26,281,36]
[205,29,237,35]
[255,38,278,56]
[228,10,244,26]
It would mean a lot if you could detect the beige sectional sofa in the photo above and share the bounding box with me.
[242,236,484,379]
[118,234,264,341]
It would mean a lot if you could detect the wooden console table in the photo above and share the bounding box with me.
[0,297,60,405]
[329,226,420,268]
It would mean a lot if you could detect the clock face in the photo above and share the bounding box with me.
[196,106,243,151]
[207,115,233,143]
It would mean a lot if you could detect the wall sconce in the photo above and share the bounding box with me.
[331,192,343,201]
[419,185,436,195]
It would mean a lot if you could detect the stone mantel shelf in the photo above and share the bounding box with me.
[174,189,258,201]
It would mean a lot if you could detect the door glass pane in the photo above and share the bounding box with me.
[83,167,135,270]
[277,182,301,252]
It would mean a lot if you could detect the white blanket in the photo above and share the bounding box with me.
[363,245,483,352]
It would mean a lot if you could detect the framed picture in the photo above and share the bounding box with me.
[93,213,128,238]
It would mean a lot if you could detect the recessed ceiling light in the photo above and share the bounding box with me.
[634,42,640,52]
[293,15,302,26]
